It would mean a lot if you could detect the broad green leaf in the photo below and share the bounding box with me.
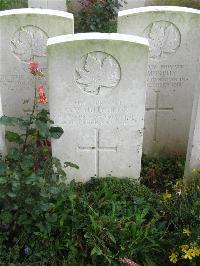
[35,120,50,138]
[7,148,21,161]
[5,131,23,144]
[0,116,19,126]
[64,162,79,170]
[20,155,34,171]
[50,127,64,139]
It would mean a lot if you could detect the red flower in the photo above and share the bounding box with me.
[29,61,39,75]
[37,83,47,104]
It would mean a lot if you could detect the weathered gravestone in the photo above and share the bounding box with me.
[0,8,73,119]
[118,7,200,155]
[47,33,149,181]
[28,0,67,11]
[120,0,145,10]
[185,80,200,178]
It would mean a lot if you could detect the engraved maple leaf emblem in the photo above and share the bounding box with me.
[11,26,48,62]
[76,53,120,95]
[147,21,181,60]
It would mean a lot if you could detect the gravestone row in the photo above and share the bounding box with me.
[27,0,145,12]
[0,7,200,180]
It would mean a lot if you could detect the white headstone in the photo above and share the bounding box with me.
[0,9,73,119]
[28,0,67,11]
[118,7,200,155]
[185,80,200,178]
[120,0,146,10]
[47,33,149,182]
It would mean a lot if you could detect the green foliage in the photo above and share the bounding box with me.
[0,176,199,265]
[75,0,126,33]
[0,0,27,11]
[151,0,200,9]
[141,154,185,192]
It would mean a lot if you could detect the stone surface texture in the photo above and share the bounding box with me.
[120,0,146,10]
[28,0,67,11]
[0,95,6,156]
[185,80,200,178]
[118,6,200,155]
[0,8,73,120]
[48,33,149,182]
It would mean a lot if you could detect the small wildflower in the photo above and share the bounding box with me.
[181,245,189,252]
[176,189,182,196]
[23,245,31,255]
[119,258,141,266]
[192,168,197,174]
[175,180,182,188]
[183,228,191,237]
[191,246,200,257]
[169,252,178,264]
[132,199,139,205]
[182,248,194,260]
[37,83,47,104]
[163,191,172,201]
[29,61,38,75]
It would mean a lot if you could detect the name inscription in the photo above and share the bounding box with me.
[147,64,189,88]
[55,100,137,126]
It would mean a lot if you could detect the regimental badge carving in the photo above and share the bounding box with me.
[144,21,181,60]
[75,51,121,96]
[11,25,48,63]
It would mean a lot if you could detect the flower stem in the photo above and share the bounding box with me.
[23,79,37,152]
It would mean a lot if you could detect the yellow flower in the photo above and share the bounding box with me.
[175,180,182,188]
[191,246,200,257]
[169,252,178,264]
[163,191,172,201]
[192,168,197,174]
[183,228,191,236]
[182,249,194,260]
[181,245,189,252]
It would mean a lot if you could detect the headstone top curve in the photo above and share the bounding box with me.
[0,8,73,19]
[47,33,149,47]
[118,6,200,17]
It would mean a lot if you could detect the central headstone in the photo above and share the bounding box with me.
[118,7,200,155]
[28,0,67,11]
[48,33,149,181]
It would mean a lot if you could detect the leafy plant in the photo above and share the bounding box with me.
[75,0,126,33]
[141,154,185,192]
[0,60,77,264]
[0,0,27,11]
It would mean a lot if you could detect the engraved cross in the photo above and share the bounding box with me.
[77,129,117,178]
[146,90,173,142]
